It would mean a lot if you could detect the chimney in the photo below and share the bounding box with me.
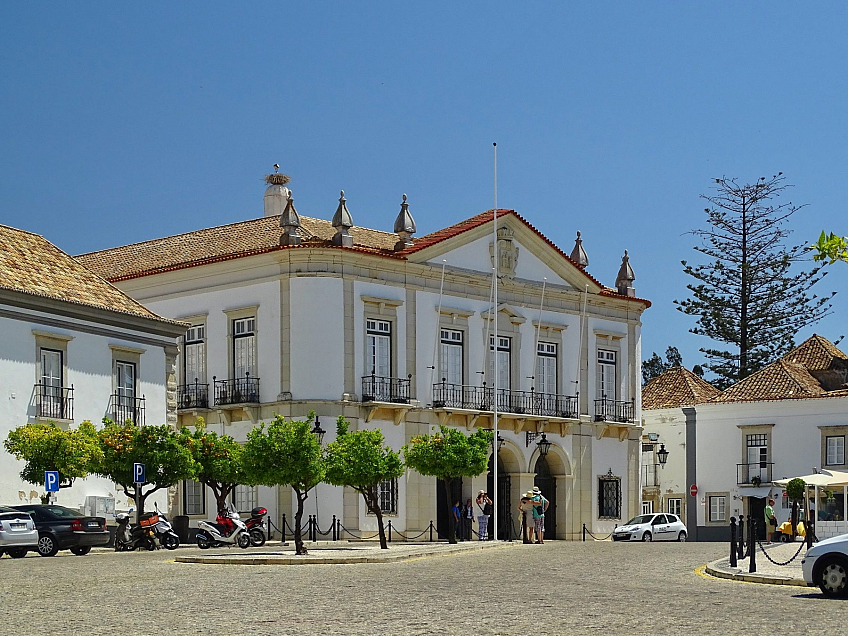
[332,190,354,247]
[570,231,589,268]
[279,191,301,246]
[615,250,636,297]
[264,169,291,217]
[393,194,416,251]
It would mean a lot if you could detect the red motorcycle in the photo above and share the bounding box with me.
[245,507,267,547]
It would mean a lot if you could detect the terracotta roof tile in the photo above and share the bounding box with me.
[782,334,848,371]
[0,224,177,324]
[711,359,827,403]
[642,366,722,409]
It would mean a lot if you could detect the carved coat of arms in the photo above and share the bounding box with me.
[489,227,519,279]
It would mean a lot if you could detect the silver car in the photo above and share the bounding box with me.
[0,506,38,558]
[612,513,688,542]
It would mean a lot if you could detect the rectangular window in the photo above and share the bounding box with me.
[40,348,64,416]
[709,496,727,522]
[746,433,769,483]
[489,336,511,391]
[366,319,392,377]
[232,485,257,513]
[184,324,206,384]
[439,329,463,385]
[536,342,557,395]
[667,498,682,516]
[378,478,398,514]
[116,361,136,404]
[233,317,256,378]
[597,350,616,400]
[827,436,845,466]
[183,480,205,516]
[641,501,653,515]
[598,476,621,519]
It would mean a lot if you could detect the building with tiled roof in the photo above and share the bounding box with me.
[642,366,722,410]
[0,224,186,517]
[75,172,651,541]
[642,334,848,543]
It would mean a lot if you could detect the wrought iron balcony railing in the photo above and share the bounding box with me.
[432,381,578,418]
[36,383,73,420]
[737,462,774,485]
[642,463,660,488]
[178,380,209,410]
[112,394,145,425]
[361,374,411,404]
[594,398,635,423]
[213,375,260,406]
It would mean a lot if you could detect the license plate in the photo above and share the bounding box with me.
[87,522,100,527]
[10,523,26,530]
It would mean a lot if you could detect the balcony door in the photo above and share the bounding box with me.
[440,329,463,385]
[184,325,206,385]
[536,342,557,395]
[597,350,616,401]
[41,349,63,416]
[747,434,768,483]
[366,319,391,377]
[489,336,511,391]
[233,317,256,379]
[116,361,136,422]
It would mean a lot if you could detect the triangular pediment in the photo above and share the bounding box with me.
[480,303,526,324]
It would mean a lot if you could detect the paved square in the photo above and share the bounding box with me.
[4,541,848,634]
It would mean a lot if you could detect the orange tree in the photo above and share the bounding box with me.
[403,425,492,544]
[179,419,246,513]
[95,419,195,515]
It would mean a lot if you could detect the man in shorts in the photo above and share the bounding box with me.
[531,486,549,544]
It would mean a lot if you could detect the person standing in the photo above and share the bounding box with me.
[518,492,535,544]
[452,500,462,541]
[461,498,475,541]
[531,486,550,544]
[765,498,777,543]
[476,490,492,540]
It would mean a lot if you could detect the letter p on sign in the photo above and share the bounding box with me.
[45,471,60,492]
[133,463,146,484]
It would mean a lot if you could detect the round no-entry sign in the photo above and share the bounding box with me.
[690,484,698,497]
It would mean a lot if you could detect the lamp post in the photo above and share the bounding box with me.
[657,443,669,468]
[312,418,326,445]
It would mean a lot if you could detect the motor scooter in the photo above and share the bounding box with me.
[196,507,251,549]
[114,510,156,552]
[245,507,268,547]
[151,502,180,550]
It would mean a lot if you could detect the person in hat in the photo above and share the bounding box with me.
[517,491,536,544]
[476,490,493,540]
[531,486,549,544]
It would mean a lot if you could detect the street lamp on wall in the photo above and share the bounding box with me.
[657,443,669,468]
[312,417,326,445]
[536,433,552,457]
[496,434,506,452]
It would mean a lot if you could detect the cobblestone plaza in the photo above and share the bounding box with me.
[5,541,848,635]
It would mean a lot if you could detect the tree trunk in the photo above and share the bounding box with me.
[210,482,235,514]
[443,478,457,544]
[791,501,798,540]
[365,488,389,549]
[293,489,307,555]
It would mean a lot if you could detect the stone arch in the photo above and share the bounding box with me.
[528,441,572,540]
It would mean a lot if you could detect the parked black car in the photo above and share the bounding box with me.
[10,505,109,557]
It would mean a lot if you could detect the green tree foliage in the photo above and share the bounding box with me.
[95,420,195,515]
[4,421,102,489]
[324,417,405,549]
[676,175,835,388]
[403,426,492,544]
[180,418,246,513]
[642,346,683,385]
[242,414,324,555]
[811,231,848,264]
[786,477,806,540]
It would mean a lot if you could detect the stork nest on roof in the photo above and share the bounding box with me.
[265,173,291,186]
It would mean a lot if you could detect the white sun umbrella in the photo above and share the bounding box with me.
[819,470,848,487]
[772,473,839,488]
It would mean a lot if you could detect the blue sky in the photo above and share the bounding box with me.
[1,3,846,376]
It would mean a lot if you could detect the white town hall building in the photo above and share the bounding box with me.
[76,174,651,540]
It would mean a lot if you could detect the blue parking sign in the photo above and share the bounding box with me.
[133,463,146,484]
[45,471,60,492]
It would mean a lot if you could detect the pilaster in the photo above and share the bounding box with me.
[343,278,355,397]
[164,345,178,428]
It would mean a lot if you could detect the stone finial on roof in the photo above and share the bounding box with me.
[279,191,301,246]
[393,193,416,251]
[570,231,589,268]
[615,250,636,297]
[263,170,291,218]
[332,190,354,247]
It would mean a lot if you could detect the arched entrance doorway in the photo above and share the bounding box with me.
[534,455,557,539]
[435,477,463,540]
[486,455,512,539]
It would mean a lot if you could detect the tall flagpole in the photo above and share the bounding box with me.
[492,142,498,542]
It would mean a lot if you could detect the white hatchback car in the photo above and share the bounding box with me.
[0,505,38,558]
[802,534,848,596]
[613,513,688,542]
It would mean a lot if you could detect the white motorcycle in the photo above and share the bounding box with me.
[195,507,251,549]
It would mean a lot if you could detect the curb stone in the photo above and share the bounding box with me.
[705,559,810,587]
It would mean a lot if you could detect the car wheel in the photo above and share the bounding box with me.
[70,546,91,556]
[819,556,848,597]
[7,548,27,558]
[37,535,59,557]
[642,531,652,542]
[677,531,687,542]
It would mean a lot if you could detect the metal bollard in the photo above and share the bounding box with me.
[332,514,337,541]
[807,517,814,549]
[729,517,737,568]
[429,520,434,542]
[583,523,586,542]
[281,514,287,543]
[737,516,745,560]
[387,519,392,543]
[748,516,756,573]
